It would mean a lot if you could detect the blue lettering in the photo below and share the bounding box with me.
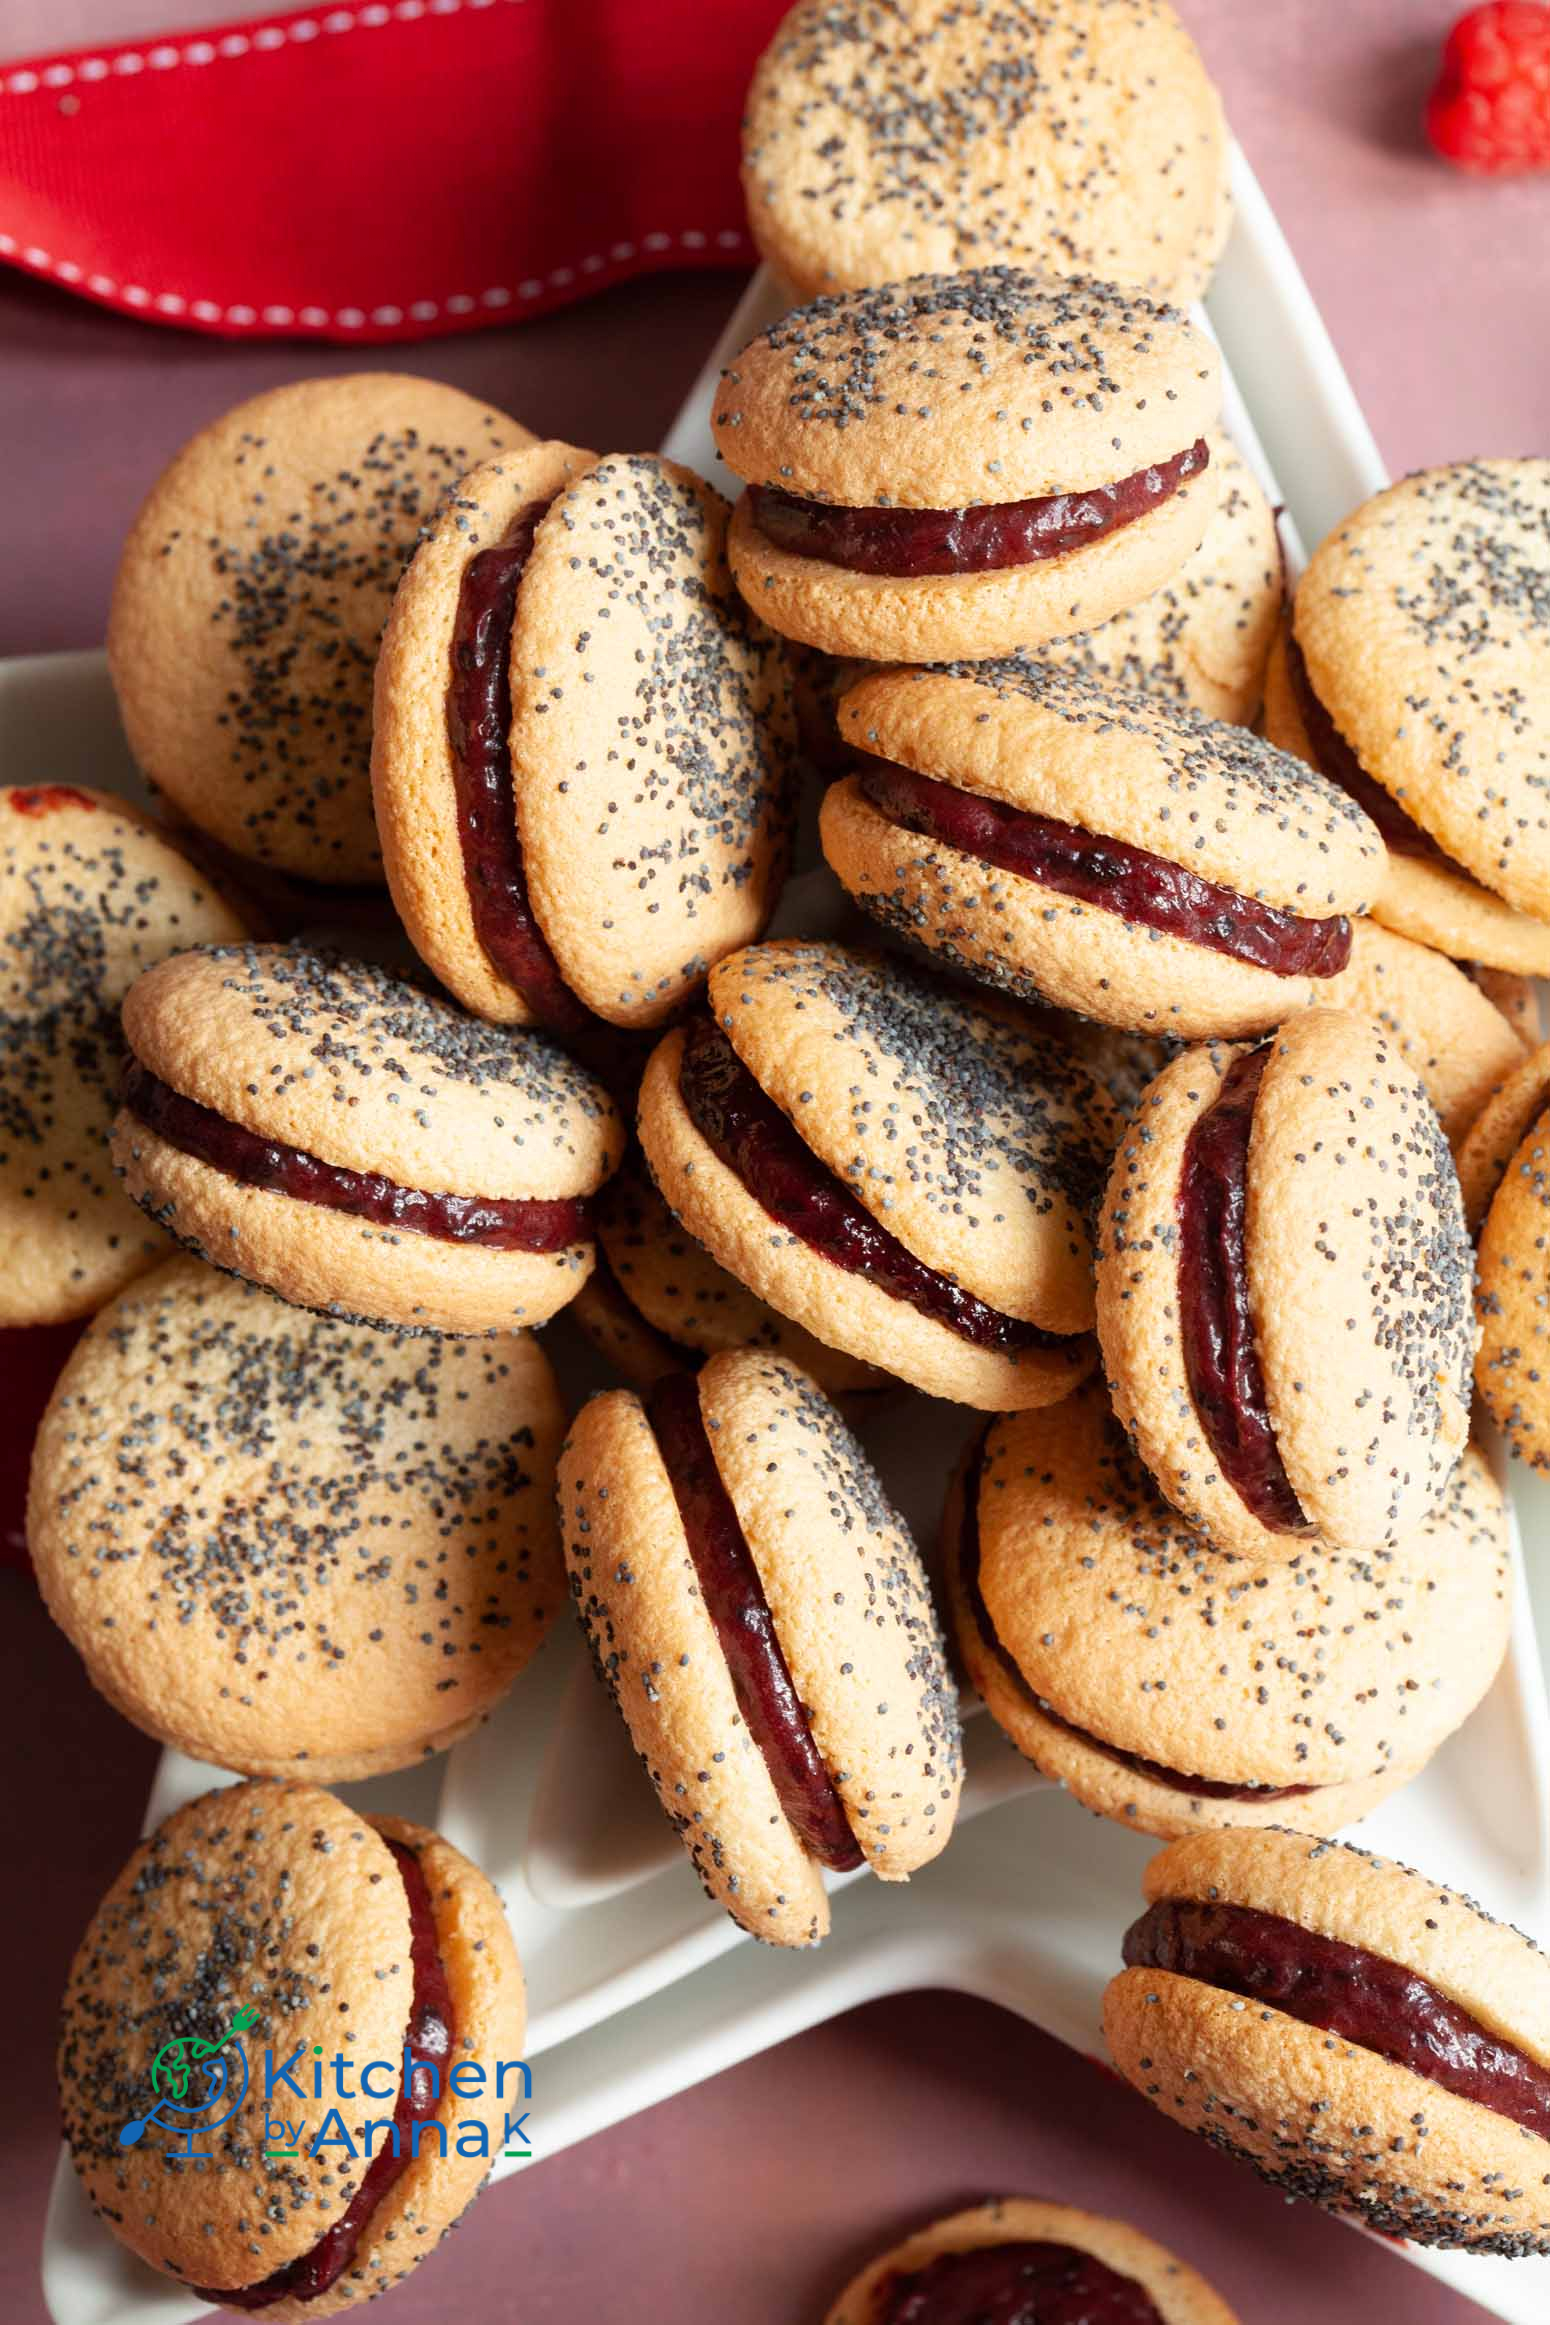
[410,2120,448,2160]
[362,2118,400,2158]
[360,2061,396,2100]
[448,2060,485,2098]
[265,2046,307,2104]
[308,2108,356,2159]
[495,2060,532,2100]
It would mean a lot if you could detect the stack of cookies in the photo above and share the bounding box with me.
[14,0,1550,2308]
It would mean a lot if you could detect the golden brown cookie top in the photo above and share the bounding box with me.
[108,374,532,884]
[713,266,1219,505]
[743,0,1231,305]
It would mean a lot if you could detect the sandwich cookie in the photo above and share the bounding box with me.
[822,660,1382,1038]
[29,1255,566,1778]
[109,375,532,886]
[1458,1040,1550,1231]
[1037,432,1284,725]
[1263,462,1550,957]
[59,1778,526,2314]
[568,1158,885,1397]
[637,939,1113,1409]
[743,0,1231,304]
[712,268,1220,664]
[1475,1073,1550,1468]
[944,1382,1510,1840]
[1105,1827,1550,2254]
[560,1349,962,1944]
[1096,1009,1475,1557]
[1318,917,1527,1146]
[1471,965,1540,1047]
[373,445,795,1034]
[822,2198,1239,2325]
[110,944,624,1335]
[0,784,246,1326]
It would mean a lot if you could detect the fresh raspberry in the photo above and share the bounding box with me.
[1426,2,1550,172]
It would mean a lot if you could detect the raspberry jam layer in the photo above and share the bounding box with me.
[859,758,1352,980]
[647,1372,863,1872]
[1283,635,1445,867]
[1124,1898,1550,2141]
[446,500,591,1036]
[678,1014,1058,1357]
[878,2240,1163,2325]
[749,440,1209,578]
[210,1839,454,2309]
[955,1432,1315,1804]
[1177,1047,1312,1536]
[124,1061,590,1254]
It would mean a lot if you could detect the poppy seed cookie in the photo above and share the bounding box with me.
[712,267,1220,663]
[30,1255,566,1777]
[560,1350,962,1944]
[1105,1827,1550,2255]
[110,944,623,1335]
[109,375,532,885]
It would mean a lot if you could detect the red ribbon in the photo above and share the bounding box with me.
[0,0,786,339]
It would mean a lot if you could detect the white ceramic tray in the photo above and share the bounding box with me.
[24,138,1550,2325]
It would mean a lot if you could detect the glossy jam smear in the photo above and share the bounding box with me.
[1124,1898,1550,2140]
[211,1840,455,2309]
[877,2240,1163,2325]
[446,501,592,1036]
[956,1433,1315,1804]
[859,758,1352,980]
[647,1372,863,1871]
[1283,635,1445,866]
[1177,1047,1311,1535]
[678,1015,1057,1357]
[10,785,96,815]
[749,440,1209,578]
[124,1062,590,1254]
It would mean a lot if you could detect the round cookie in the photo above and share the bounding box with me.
[1285,463,1550,925]
[1263,620,1550,976]
[712,268,1220,663]
[0,783,247,1326]
[823,659,1382,1038]
[109,375,532,886]
[823,2197,1239,2325]
[1037,433,1284,724]
[110,943,623,1335]
[58,1779,526,2315]
[1476,1085,1550,1467]
[559,1349,962,1944]
[29,1254,566,1778]
[373,444,795,1031]
[1104,1827,1550,2254]
[945,1383,1510,1839]
[1096,1009,1476,1557]
[1318,916,1527,1147]
[637,939,1113,1408]
[743,0,1231,305]
[1458,1039,1550,1230]
[1470,964,1540,1046]
[569,1158,885,1397]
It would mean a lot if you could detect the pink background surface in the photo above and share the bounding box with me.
[5,2,1544,2317]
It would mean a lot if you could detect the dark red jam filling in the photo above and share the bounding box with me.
[446,501,592,1037]
[123,1060,590,1254]
[11,784,96,815]
[955,1431,1315,1803]
[1283,634,1445,867]
[858,757,1352,981]
[209,1840,454,2309]
[647,1372,863,1872]
[749,440,1209,578]
[1124,1898,1550,2142]
[878,2240,1163,2325]
[1177,1047,1312,1537]
[678,1013,1058,1358]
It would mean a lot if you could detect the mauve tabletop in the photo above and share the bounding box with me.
[5,2,1542,2319]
